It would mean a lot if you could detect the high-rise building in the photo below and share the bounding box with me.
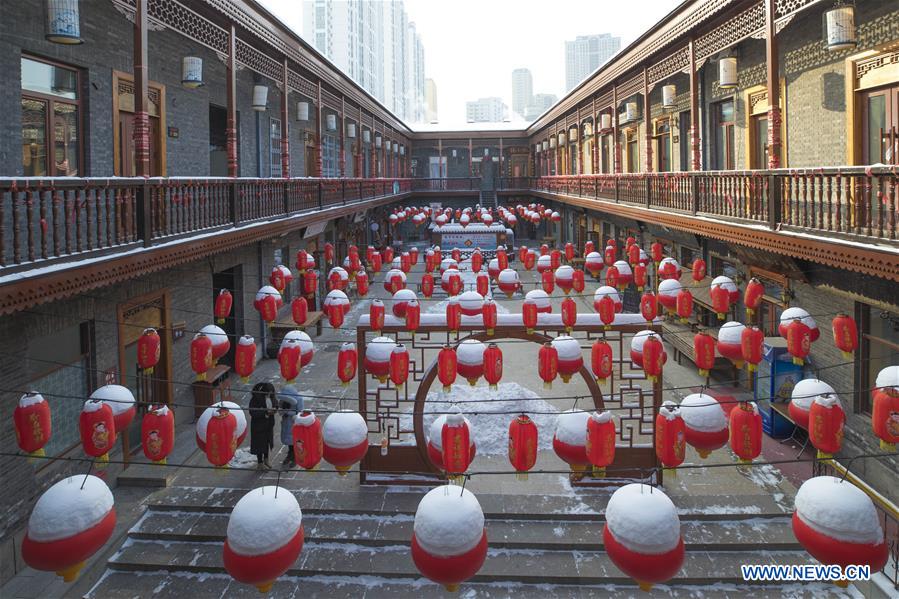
[303,0,427,123]
[425,78,438,122]
[511,68,533,119]
[466,97,508,123]
[565,33,621,91]
[524,93,559,121]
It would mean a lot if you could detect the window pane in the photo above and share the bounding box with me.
[867,311,899,408]
[720,100,734,123]
[53,102,79,176]
[866,94,886,164]
[22,57,77,100]
[22,98,48,177]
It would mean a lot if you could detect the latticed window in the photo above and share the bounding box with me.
[21,56,81,177]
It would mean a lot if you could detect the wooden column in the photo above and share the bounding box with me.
[280,59,290,178]
[371,122,378,177]
[689,38,701,171]
[765,0,782,168]
[315,81,323,177]
[592,98,599,174]
[613,85,621,174]
[468,138,473,177]
[576,108,582,175]
[132,0,150,177]
[499,137,504,179]
[438,138,443,178]
[339,97,346,176]
[355,106,363,177]
[644,68,653,172]
[226,24,238,177]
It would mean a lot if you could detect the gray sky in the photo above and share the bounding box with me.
[259,0,680,126]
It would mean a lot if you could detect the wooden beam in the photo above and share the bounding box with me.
[765,0,782,168]
[644,67,652,172]
[133,0,150,177]
[689,37,700,171]
[281,58,290,177]
[226,24,238,177]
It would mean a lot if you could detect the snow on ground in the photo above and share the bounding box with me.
[397,381,558,454]
[228,447,258,468]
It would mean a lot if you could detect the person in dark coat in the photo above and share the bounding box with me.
[249,382,276,470]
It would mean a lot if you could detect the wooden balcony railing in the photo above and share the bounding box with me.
[410,178,480,191]
[0,177,411,270]
[530,167,899,241]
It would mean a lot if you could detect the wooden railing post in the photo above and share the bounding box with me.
[614,175,620,203]
[138,181,152,247]
[283,181,290,215]
[645,177,651,209]
[768,173,781,230]
[230,180,239,225]
[318,181,323,209]
[691,175,700,215]
[341,180,346,204]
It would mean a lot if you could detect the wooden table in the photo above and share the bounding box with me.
[267,311,324,358]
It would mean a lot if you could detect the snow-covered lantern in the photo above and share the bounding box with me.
[525,288,552,314]
[214,290,233,325]
[441,269,463,296]
[441,409,473,478]
[508,414,538,479]
[657,279,682,315]
[591,340,614,384]
[181,56,204,88]
[89,384,136,433]
[809,393,845,459]
[365,336,396,383]
[384,268,407,294]
[14,392,51,456]
[824,3,857,51]
[593,286,622,318]
[553,335,583,383]
[482,212,494,226]
[680,393,728,459]
[586,411,615,476]
[321,410,368,475]
[323,290,351,321]
[554,265,575,295]
[199,324,230,364]
[254,285,282,325]
[585,251,604,277]
[629,330,663,369]
[206,410,237,467]
[141,404,174,464]
[717,321,746,369]
[457,339,486,386]
[252,85,268,111]
[327,266,349,291]
[718,56,737,89]
[872,366,899,450]
[778,307,820,342]
[269,264,292,293]
[536,254,552,274]
[497,268,521,298]
[45,0,83,44]
[662,84,676,109]
[440,257,459,274]
[427,414,476,470]
[282,330,314,367]
[603,484,685,591]
[22,475,115,582]
[612,260,633,290]
[655,401,686,470]
[196,400,248,451]
[223,486,304,593]
[458,290,484,317]
[553,409,591,475]
[79,400,116,462]
[411,486,488,592]
[793,476,888,586]
[475,271,490,296]
[658,257,681,280]
[391,288,419,318]
[711,275,740,303]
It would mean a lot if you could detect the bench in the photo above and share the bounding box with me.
[266,310,324,358]
[661,320,730,372]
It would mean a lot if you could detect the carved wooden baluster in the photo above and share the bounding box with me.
[39,188,48,259]
[12,187,21,264]
[0,185,6,266]
[52,188,61,256]
[889,173,897,240]
[26,187,35,262]
[877,175,885,239]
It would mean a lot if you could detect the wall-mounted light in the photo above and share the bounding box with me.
[569,127,578,142]
[375,134,382,148]
[825,1,857,51]
[252,85,268,111]
[625,102,638,123]
[550,137,556,149]
[452,149,457,158]
[600,113,611,130]
[558,132,566,146]
[718,56,738,89]
[393,142,399,153]
[296,101,310,121]
[484,148,489,157]
[535,143,541,154]
[325,114,337,131]
[46,0,82,44]
[583,122,593,137]
[662,84,676,109]
[362,129,371,143]
[346,123,356,138]
[181,57,204,88]
[542,140,548,151]
[400,145,405,156]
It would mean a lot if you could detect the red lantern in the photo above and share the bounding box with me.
[540,243,550,256]
[366,246,376,265]
[14,392,51,456]
[324,242,335,265]
[743,278,765,317]
[596,295,617,330]
[691,258,706,282]
[872,387,899,450]
[400,252,412,273]
[457,340,486,386]
[655,402,686,470]
[605,265,619,290]
[446,298,462,332]
[693,333,716,378]
[369,299,385,334]
[538,342,558,389]
[471,251,483,273]
[584,240,595,255]
[443,270,463,296]
[142,405,174,464]
[627,244,641,267]
[675,289,694,324]
[633,264,647,291]
[365,336,394,383]
[438,345,457,392]
[295,249,308,273]
[729,401,762,464]
[255,287,281,325]
[390,344,410,391]
[234,335,256,383]
[591,341,614,384]
[809,394,844,459]
[553,410,590,475]
[137,328,160,374]
[552,336,582,383]
[190,333,214,381]
[322,410,369,474]
[497,247,509,271]
[585,251,603,277]
[279,339,302,383]
[681,393,729,459]
[292,411,323,470]
[604,245,616,266]
[541,269,555,294]
[476,272,490,297]
[572,269,585,294]
[371,253,382,273]
[355,270,369,296]
[214,289,233,324]
[409,247,419,265]
[785,319,812,366]
[205,407,237,467]
[642,336,665,383]
[626,236,636,248]
[488,257,502,279]
[326,302,344,329]
[508,415,538,479]
[558,296,576,333]
[420,273,435,298]
[522,299,538,334]
[452,247,462,263]
[337,342,357,387]
[481,343,502,390]
[385,269,407,294]
[291,297,309,327]
[550,249,562,270]
[405,300,420,332]
[709,283,730,320]
[564,242,575,262]
[518,245,528,263]
[658,258,681,281]
[482,298,498,336]
[741,326,764,372]
[442,411,473,477]
[717,322,746,369]
[555,265,574,294]
[650,241,664,263]
[639,293,658,324]
[832,313,858,358]
[586,411,615,477]
[524,249,536,271]
[302,270,318,299]
[269,265,288,293]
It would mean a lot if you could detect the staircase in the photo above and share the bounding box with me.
[85,485,865,597]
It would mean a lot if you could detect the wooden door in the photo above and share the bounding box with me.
[862,85,899,165]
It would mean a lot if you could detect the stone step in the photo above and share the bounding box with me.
[129,509,799,551]
[108,538,821,586]
[87,570,854,599]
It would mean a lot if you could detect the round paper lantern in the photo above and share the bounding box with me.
[743,278,765,317]
[518,246,528,263]
[482,342,503,389]
[190,333,214,381]
[655,401,686,471]
[292,411,323,470]
[204,407,237,467]
[427,414,476,470]
[591,340,614,384]
[657,279,682,315]
[586,411,615,477]
[709,281,731,320]
[523,249,536,270]
[487,258,501,280]
[571,269,586,294]
[451,248,462,263]
[584,240,595,255]
[14,392,51,456]
[437,345,458,392]
[658,257,681,281]
[693,332,717,378]
[729,401,762,463]
[327,267,349,291]
[680,393,728,459]
[457,339,486,386]
[785,318,812,366]
[630,330,662,369]
[633,264,648,291]
[676,289,694,324]
[420,272,435,298]
[390,344,410,391]
[585,252,604,277]
[627,244,641,267]
[497,269,521,298]
[400,252,412,273]
[536,254,552,274]
[809,394,844,459]
[89,385,135,440]
[741,326,764,373]
[214,289,233,324]
[137,328,161,374]
[553,409,590,475]
[199,324,230,363]
[541,269,555,294]
[640,292,658,324]
[522,298,538,334]
[325,243,336,264]
[21,475,116,582]
[831,313,858,358]
[278,338,302,383]
[691,258,706,282]
[612,261,633,290]
[282,330,313,367]
[564,242,575,262]
[553,335,583,383]
[717,321,746,369]
[291,296,309,327]
[336,342,358,387]
[323,290,351,319]
[79,400,116,462]
[295,249,309,273]
[269,264,293,293]
[141,404,174,464]
[441,257,458,274]
[302,270,318,299]
[508,414,538,480]
[365,336,396,383]
[470,250,483,273]
[223,486,304,593]
[405,300,421,333]
[446,298,462,332]
[458,290,484,317]
[538,342,559,389]
[355,270,369,296]
[384,269,407,293]
[409,247,420,265]
[555,265,574,294]
[604,245,616,267]
[369,299,385,333]
[442,410,473,478]
[322,410,368,475]
[254,286,282,325]
[603,484,684,591]
[642,336,665,383]
[560,296,576,332]
[391,289,418,318]
[792,476,889,584]
[196,400,247,451]
[711,275,739,303]
[872,366,899,450]
[411,486,487,592]
[442,269,463,296]
[650,242,664,263]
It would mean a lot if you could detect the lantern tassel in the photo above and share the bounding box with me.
[841,351,853,359]
[637,581,654,592]
[592,466,606,478]
[255,581,274,594]
[216,317,225,325]
[153,458,166,466]
[143,367,154,375]
[443,385,452,393]
[56,561,85,583]
[793,357,804,366]
[445,584,460,592]
[816,450,832,460]
[881,440,895,451]
[543,381,552,390]
[516,472,528,481]
[663,467,677,479]
[196,372,207,382]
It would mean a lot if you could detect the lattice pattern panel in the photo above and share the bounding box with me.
[696,2,765,61]
[236,38,281,82]
[617,73,645,100]
[775,0,818,20]
[649,46,690,83]
[287,68,317,99]
[597,91,614,111]
[148,0,228,52]
[321,89,342,112]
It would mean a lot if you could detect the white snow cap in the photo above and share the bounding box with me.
[27,475,114,543]
[328,266,349,281]
[813,393,842,409]
[679,393,727,432]
[226,486,303,557]
[441,269,462,285]
[585,251,603,264]
[659,400,681,421]
[18,392,46,408]
[659,257,680,271]
[198,324,229,347]
[441,258,459,271]
[552,336,583,361]
[555,265,574,280]
[386,268,407,283]
[366,336,397,363]
[392,288,418,303]
[606,484,681,554]
[428,414,475,451]
[488,258,500,272]
[711,275,737,293]
[630,330,660,354]
[525,289,551,309]
[197,401,247,441]
[658,278,683,298]
[414,485,485,557]
[590,411,613,424]
[718,321,746,344]
[613,260,632,276]
[255,285,281,302]
[391,257,403,270]
[537,255,552,268]
[282,330,314,356]
[274,264,292,277]
[238,335,255,348]
[324,289,350,307]
[594,286,621,304]
[554,409,590,446]
[458,291,485,312]
[791,379,836,412]
[795,476,884,544]
[89,385,135,416]
[498,268,520,285]
[457,339,487,366]
[322,410,368,448]
[294,411,317,427]
[875,366,898,392]
[780,306,817,330]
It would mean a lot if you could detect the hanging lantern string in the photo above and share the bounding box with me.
[80,459,95,490]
